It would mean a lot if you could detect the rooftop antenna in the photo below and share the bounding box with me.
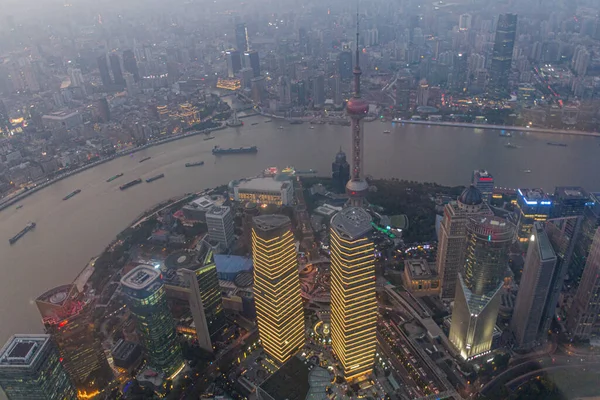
[353,3,362,97]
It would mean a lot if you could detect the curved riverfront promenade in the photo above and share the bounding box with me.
[0,124,226,212]
[3,116,598,213]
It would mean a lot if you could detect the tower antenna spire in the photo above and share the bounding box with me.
[354,4,361,97]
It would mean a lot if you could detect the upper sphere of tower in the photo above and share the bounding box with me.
[346,97,369,116]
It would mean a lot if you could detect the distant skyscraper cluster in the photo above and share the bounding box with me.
[436,169,600,357]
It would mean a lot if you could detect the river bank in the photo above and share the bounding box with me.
[0,124,227,212]
[3,116,600,343]
[399,119,600,137]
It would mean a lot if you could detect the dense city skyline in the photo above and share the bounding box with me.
[3,0,600,399]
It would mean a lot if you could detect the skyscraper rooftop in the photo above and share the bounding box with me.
[330,207,372,240]
[252,214,290,233]
[0,335,50,368]
[121,265,161,290]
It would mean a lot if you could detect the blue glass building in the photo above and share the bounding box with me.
[121,265,184,377]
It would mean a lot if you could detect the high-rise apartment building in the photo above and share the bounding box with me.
[109,53,125,86]
[97,54,112,86]
[515,188,553,242]
[206,205,235,250]
[489,13,518,98]
[338,51,353,81]
[459,14,472,31]
[244,50,260,77]
[330,207,376,382]
[121,266,184,376]
[0,334,77,400]
[94,97,110,123]
[395,76,411,112]
[436,186,492,300]
[67,67,84,88]
[471,170,494,203]
[0,100,11,132]
[35,284,112,395]
[226,50,242,78]
[567,227,600,340]
[252,215,305,364]
[449,216,514,360]
[122,49,140,82]
[298,27,309,55]
[235,23,250,52]
[511,222,557,348]
[312,74,325,108]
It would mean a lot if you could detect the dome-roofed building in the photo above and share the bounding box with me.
[458,185,484,213]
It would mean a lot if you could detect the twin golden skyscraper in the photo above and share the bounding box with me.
[252,208,376,382]
[252,215,305,364]
[329,207,377,382]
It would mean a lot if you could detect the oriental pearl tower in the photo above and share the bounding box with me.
[345,13,369,208]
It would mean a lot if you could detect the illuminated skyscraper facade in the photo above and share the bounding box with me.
[121,266,184,376]
[252,215,305,364]
[511,222,557,348]
[35,284,112,396]
[0,334,77,400]
[330,207,376,382]
[449,217,514,360]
